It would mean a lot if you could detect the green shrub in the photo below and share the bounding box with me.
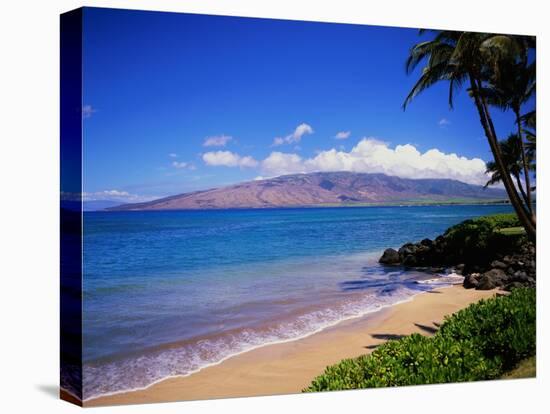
[439,213,524,265]
[438,288,536,370]
[304,288,535,392]
[306,334,498,392]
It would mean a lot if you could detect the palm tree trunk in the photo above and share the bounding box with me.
[469,74,536,241]
[514,106,535,219]
[514,173,529,207]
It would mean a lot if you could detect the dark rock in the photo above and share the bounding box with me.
[378,233,536,290]
[398,243,416,258]
[477,268,508,290]
[477,275,498,290]
[512,270,528,282]
[416,245,430,254]
[379,248,400,265]
[490,260,507,270]
[402,254,417,267]
[463,274,480,289]
[420,238,434,247]
[504,281,524,291]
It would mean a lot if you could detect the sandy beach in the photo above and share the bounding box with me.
[85,285,498,406]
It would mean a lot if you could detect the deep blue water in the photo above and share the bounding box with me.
[82,204,512,399]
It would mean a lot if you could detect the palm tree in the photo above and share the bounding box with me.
[521,110,536,165]
[484,134,533,206]
[522,110,536,191]
[403,30,536,241]
[477,35,536,216]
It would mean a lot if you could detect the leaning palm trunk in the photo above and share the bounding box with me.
[514,107,535,219]
[469,74,536,241]
[514,173,530,207]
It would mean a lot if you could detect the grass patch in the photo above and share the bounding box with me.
[498,226,526,236]
[502,356,536,379]
[304,288,535,392]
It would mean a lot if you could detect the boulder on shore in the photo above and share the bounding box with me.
[463,273,480,289]
[490,260,507,270]
[398,243,416,257]
[477,268,509,290]
[402,254,418,267]
[420,238,434,247]
[377,220,535,291]
[379,248,400,265]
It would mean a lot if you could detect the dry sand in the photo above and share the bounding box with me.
[85,285,498,407]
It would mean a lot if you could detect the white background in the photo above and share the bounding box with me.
[0,0,547,412]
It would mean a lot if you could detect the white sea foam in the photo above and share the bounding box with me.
[415,273,465,285]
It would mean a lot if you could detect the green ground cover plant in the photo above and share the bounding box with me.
[305,288,535,392]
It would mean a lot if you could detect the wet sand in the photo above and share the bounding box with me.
[85,285,498,406]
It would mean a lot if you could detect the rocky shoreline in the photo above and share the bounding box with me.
[379,235,535,291]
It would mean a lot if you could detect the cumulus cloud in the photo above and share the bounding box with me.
[272,123,314,146]
[260,138,488,185]
[202,151,259,168]
[335,131,351,140]
[261,152,304,175]
[203,134,233,147]
[168,153,178,158]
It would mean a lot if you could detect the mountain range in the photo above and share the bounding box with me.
[106,172,506,211]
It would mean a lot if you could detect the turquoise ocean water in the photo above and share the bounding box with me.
[82,204,512,399]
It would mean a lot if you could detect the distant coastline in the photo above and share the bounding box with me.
[103,172,507,211]
[91,198,510,212]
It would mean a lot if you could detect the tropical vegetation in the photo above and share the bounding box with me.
[403,31,536,241]
[304,288,535,392]
[484,134,534,208]
[440,212,523,264]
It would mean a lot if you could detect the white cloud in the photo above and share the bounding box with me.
[168,153,178,158]
[81,190,154,202]
[335,131,351,140]
[199,136,489,185]
[82,105,96,119]
[171,161,196,170]
[203,134,233,147]
[260,138,488,185]
[261,152,304,175]
[438,118,451,127]
[202,151,259,168]
[272,123,314,146]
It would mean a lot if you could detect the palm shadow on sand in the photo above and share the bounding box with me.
[364,322,441,349]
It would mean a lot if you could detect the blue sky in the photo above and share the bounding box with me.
[82,7,527,202]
